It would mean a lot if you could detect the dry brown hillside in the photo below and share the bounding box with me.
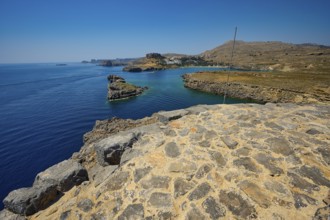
[201,41,330,72]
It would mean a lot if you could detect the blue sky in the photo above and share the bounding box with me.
[0,0,329,63]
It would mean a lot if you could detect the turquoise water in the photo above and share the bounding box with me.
[0,63,249,209]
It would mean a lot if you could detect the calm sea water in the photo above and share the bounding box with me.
[0,63,248,209]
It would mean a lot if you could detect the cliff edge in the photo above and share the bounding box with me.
[2,103,329,219]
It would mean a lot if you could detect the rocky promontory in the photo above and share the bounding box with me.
[107,75,148,100]
[2,103,329,219]
[183,71,330,104]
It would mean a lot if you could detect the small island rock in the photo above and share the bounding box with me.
[107,75,148,100]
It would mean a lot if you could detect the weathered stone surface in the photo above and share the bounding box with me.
[313,206,330,220]
[186,208,206,220]
[33,159,88,192]
[238,180,271,208]
[3,184,58,216]
[264,180,290,196]
[317,146,330,165]
[199,140,210,148]
[118,204,144,220]
[148,193,172,208]
[298,165,330,187]
[209,151,226,167]
[90,165,118,187]
[202,196,226,219]
[233,157,261,173]
[292,192,318,209]
[272,197,293,208]
[306,128,323,135]
[168,159,197,173]
[134,167,152,183]
[59,210,71,220]
[233,147,251,156]
[164,142,180,158]
[77,199,94,212]
[287,172,320,193]
[95,132,139,166]
[155,109,189,123]
[105,171,129,191]
[120,148,142,164]
[264,122,284,131]
[188,182,211,201]
[157,211,172,220]
[221,136,238,149]
[0,209,26,220]
[140,175,171,189]
[195,164,212,179]
[265,137,294,156]
[219,190,256,219]
[174,178,194,198]
[254,153,284,176]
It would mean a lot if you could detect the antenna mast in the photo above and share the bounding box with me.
[223,27,237,104]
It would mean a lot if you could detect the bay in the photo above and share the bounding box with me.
[0,63,248,209]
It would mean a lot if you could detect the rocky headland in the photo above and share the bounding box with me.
[107,75,148,100]
[183,71,330,104]
[123,53,212,72]
[1,103,330,220]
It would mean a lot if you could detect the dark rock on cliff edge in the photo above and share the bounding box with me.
[107,75,148,100]
[3,160,88,216]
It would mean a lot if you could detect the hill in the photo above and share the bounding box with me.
[201,41,330,72]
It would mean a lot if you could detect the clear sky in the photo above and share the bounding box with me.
[1,0,329,63]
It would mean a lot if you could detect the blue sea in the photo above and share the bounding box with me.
[0,63,248,209]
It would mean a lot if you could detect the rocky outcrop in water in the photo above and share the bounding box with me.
[107,75,148,100]
[2,103,329,219]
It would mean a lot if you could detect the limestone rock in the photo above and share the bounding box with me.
[33,159,88,192]
[174,178,194,198]
[140,175,171,189]
[95,132,139,166]
[164,142,181,158]
[118,204,144,220]
[188,182,211,201]
[219,190,256,219]
[202,196,226,219]
[148,192,172,208]
[3,184,58,216]
[0,209,26,220]
[154,109,189,123]
[221,136,238,149]
[77,199,94,212]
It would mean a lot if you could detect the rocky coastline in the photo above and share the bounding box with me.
[182,73,330,104]
[1,102,330,219]
[107,75,148,101]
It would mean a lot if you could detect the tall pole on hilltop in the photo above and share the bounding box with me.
[223,27,237,104]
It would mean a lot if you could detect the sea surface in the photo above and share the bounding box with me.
[0,63,249,209]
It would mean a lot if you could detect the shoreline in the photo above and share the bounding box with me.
[182,72,330,105]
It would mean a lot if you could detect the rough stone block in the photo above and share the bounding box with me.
[3,184,58,216]
[155,109,189,123]
[95,132,139,166]
[33,159,88,192]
